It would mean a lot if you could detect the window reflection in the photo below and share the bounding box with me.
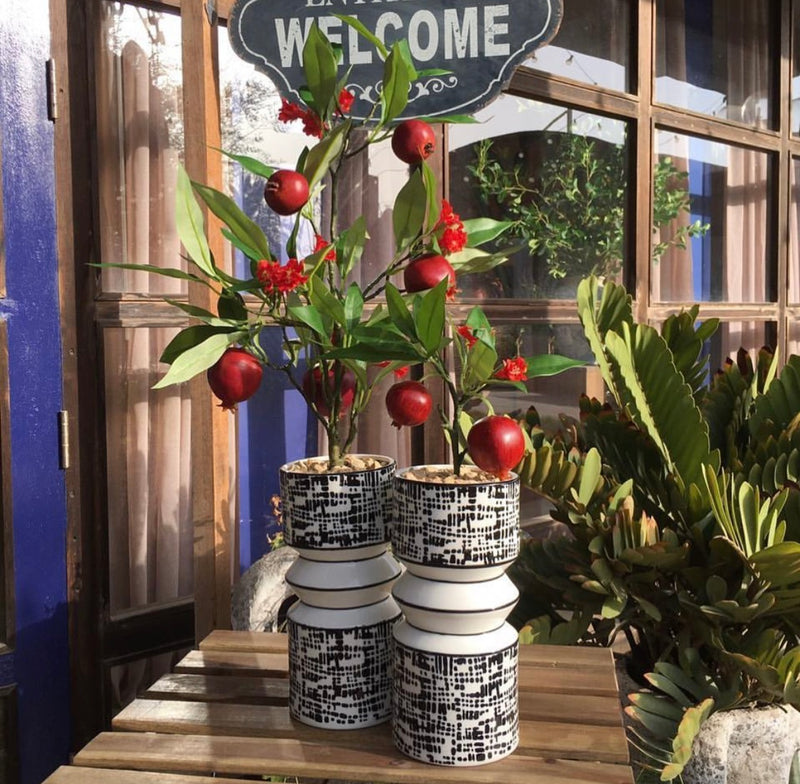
[524,0,631,93]
[449,95,628,300]
[655,0,775,130]
[96,2,185,294]
[791,159,800,303]
[653,131,771,304]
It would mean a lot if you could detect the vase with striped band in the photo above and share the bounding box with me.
[280,455,401,729]
[390,465,520,765]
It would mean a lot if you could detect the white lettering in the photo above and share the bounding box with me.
[274,18,314,68]
[375,11,403,44]
[443,8,477,59]
[348,20,373,64]
[484,5,510,56]
[408,10,439,61]
[317,15,342,45]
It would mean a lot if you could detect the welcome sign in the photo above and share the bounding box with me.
[228,0,563,120]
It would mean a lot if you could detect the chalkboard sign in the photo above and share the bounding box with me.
[228,0,563,120]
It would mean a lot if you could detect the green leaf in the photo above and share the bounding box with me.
[463,340,498,388]
[215,148,275,180]
[93,262,207,286]
[303,120,350,190]
[448,246,519,275]
[192,181,272,261]
[414,113,478,124]
[385,283,416,339]
[334,14,388,58]
[220,228,262,263]
[163,299,237,327]
[393,168,427,252]
[381,43,412,125]
[287,304,327,336]
[462,217,514,247]
[152,331,245,389]
[524,354,585,378]
[343,284,364,332]
[175,166,215,278]
[335,216,367,279]
[422,160,440,229]
[302,23,338,114]
[309,276,345,325]
[160,324,236,365]
[413,278,448,355]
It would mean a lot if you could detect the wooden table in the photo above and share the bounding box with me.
[45,631,634,784]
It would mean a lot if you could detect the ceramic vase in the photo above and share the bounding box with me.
[390,466,521,765]
[280,455,401,729]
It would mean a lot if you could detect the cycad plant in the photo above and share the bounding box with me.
[510,275,800,780]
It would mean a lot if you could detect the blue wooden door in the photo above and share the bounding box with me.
[0,1,72,781]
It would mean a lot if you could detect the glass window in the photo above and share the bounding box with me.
[96,2,185,294]
[791,158,800,303]
[653,131,771,304]
[525,0,631,93]
[449,95,629,300]
[104,327,194,615]
[655,0,775,130]
[793,3,800,135]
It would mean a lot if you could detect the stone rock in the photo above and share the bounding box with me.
[231,547,298,632]
[682,704,800,784]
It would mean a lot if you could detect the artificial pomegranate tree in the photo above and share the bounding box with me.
[329,274,584,478]
[110,18,514,470]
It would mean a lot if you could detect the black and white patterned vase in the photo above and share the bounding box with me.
[280,455,401,729]
[280,455,395,559]
[391,466,521,765]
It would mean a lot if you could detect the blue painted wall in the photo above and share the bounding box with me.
[0,3,71,782]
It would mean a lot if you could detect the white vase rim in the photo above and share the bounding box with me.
[280,454,396,475]
[395,464,519,485]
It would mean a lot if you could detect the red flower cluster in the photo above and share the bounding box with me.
[337,89,355,114]
[494,357,528,382]
[312,234,336,262]
[457,325,478,348]
[278,90,354,138]
[278,98,324,138]
[376,361,410,379]
[256,258,308,295]
[437,200,468,254]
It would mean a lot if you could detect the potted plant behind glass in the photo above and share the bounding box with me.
[329,265,583,762]
[107,19,518,730]
[508,275,800,782]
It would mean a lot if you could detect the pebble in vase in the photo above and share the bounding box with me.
[391,465,521,765]
[280,455,401,729]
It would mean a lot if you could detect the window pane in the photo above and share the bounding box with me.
[791,158,800,302]
[653,132,771,303]
[793,4,800,135]
[105,328,194,614]
[525,0,630,93]
[711,322,776,368]
[96,3,185,294]
[449,95,629,300]
[655,0,775,129]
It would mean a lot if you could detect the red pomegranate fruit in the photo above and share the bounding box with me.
[467,415,525,480]
[403,253,456,294]
[391,119,436,165]
[385,380,432,428]
[263,170,310,216]
[302,364,356,418]
[207,347,263,411]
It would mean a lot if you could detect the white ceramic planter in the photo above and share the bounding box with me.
[392,465,520,581]
[393,620,519,765]
[280,455,395,558]
[280,456,400,729]
[390,466,521,765]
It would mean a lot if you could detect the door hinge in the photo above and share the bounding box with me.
[58,410,70,470]
[46,58,58,121]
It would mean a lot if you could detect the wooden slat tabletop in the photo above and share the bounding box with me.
[47,631,635,784]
